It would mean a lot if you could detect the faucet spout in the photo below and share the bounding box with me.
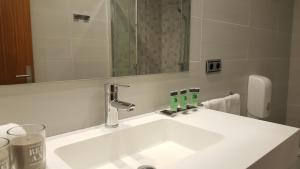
[105,84,136,128]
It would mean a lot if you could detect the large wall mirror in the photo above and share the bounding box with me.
[0,0,191,85]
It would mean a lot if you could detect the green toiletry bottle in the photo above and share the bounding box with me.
[180,89,188,110]
[189,88,200,107]
[170,91,179,112]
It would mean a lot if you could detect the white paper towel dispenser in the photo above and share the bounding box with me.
[247,75,272,119]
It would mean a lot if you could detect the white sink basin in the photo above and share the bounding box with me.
[55,119,223,169]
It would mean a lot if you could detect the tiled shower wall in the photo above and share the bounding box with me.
[287,0,300,127]
[137,0,185,74]
[111,0,137,76]
[137,0,163,74]
[160,0,183,73]
[0,0,294,136]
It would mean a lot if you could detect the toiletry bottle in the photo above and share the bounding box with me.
[170,91,179,112]
[189,88,200,107]
[180,89,188,110]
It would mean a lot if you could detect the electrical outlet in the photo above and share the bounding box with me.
[206,59,222,73]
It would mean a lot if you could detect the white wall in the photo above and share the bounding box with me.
[30,0,110,82]
[0,0,294,136]
[287,0,300,127]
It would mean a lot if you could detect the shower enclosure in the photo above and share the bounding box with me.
[111,0,191,77]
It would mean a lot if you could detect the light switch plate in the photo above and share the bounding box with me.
[206,59,222,73]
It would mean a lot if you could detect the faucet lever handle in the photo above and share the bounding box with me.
[105,83,130,88]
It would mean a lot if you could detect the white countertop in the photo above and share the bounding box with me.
[46,108,300,169]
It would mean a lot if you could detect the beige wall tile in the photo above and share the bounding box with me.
[293,0,300,31]
[271,85,289,117]
[44,59,75,81]
[31,10,71,38]
[248,28,277,59]
[30,0,70,16]
[274,32,292,59]
[202,20,249,60]
[250,0,278,30]
[33,60,48,83]
[0,80,105,136]
[287,105,300,127]
[71,20,108,40]
[74,60,109,78]
[248,58,290,84]
[32,37,71,60]
[203,0,250,25]
[191,0,202,18]
[288,83,300,105]
[291,38,300,58]
[71,39,108,60]
[277,0,294,33]
[71,0,107,21]
[189,17,202,61]
[288,58,300,81]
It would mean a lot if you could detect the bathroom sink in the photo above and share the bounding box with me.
[54,119,223,169]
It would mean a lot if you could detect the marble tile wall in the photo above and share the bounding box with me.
[161,0,183,73]
[137,0,163,74]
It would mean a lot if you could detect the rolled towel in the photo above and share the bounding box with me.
[202,98,227,112]
[224,94,241,115]
[0,123,18,138]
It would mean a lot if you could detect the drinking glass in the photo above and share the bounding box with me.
[0,137,10,169]
[7,124,46,169]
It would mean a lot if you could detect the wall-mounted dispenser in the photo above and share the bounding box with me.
[247,75,272,119]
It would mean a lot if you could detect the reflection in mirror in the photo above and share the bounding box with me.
[111,0,191,77]
[0,0,110,85]
[0,0,191,85]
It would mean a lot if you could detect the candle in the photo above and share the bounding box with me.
[10,134,46,169]
[7,124,46,169]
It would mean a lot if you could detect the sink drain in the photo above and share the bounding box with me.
[137,165,156,169]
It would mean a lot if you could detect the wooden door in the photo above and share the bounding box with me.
[0,29,5,85]
[0,0,34,85]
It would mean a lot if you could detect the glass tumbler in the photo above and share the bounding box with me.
[7,124,46,169]
[0,138,10,169]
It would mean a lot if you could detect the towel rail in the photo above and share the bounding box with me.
[229,91,235,95]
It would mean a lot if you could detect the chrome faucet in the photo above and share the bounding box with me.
[105,84,136,128]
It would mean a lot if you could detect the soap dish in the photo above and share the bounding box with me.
[187,105,198,109]
[160,110,177,117]
[160,105,199,117]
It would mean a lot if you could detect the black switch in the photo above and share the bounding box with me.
[206,59,222,73]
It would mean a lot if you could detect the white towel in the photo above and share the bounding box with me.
[224,94,241,115]
[202,98,227,112]
[0,123,18,138]
[202,94,241,115]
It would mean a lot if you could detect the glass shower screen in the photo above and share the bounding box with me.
[111,0,191,77]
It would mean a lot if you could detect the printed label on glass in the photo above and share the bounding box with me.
[28,143,44,165]
[0,158,9,169]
